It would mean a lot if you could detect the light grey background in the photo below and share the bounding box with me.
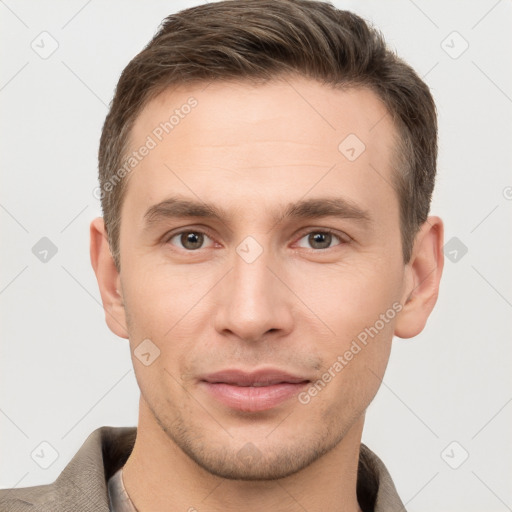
[1,1,511,511]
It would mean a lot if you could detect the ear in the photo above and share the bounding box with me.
[90,217,129,339]
[394,216,444,339]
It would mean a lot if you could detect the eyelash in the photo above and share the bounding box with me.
[163,227,350,252]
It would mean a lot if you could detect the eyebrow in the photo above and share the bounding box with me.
[143,196,372,228]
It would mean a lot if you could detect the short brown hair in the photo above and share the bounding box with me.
[98,0,437,270]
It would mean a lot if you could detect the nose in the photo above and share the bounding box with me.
[213,241,294,343]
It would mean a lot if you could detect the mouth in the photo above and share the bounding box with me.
[198,368,310,412]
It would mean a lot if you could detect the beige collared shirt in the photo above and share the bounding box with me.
[108,468,138,512]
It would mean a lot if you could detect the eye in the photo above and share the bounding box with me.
[295,229,348,250]
[164,228,349,252]
[166,230,216,251]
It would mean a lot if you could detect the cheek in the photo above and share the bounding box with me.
[294,257,402,335]
[305,315,394,424]
[291,259,400,398]
[122,260,205,335]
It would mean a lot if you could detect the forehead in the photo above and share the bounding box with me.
[121,77,399,226]
[131,77,395,157]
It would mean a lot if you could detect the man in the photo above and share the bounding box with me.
[0,0,444,510]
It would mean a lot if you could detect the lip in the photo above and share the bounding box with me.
[199,368,310,412]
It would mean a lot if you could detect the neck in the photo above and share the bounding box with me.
[122,397,364,512]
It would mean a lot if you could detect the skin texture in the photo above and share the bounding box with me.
[90,76,444,512]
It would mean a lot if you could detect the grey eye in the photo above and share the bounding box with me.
[297,231,342,250]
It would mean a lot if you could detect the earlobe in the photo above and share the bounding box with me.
[90,217,129,339]
[394,216,444,339]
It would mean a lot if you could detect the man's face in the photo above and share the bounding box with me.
[116,77,409,479]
